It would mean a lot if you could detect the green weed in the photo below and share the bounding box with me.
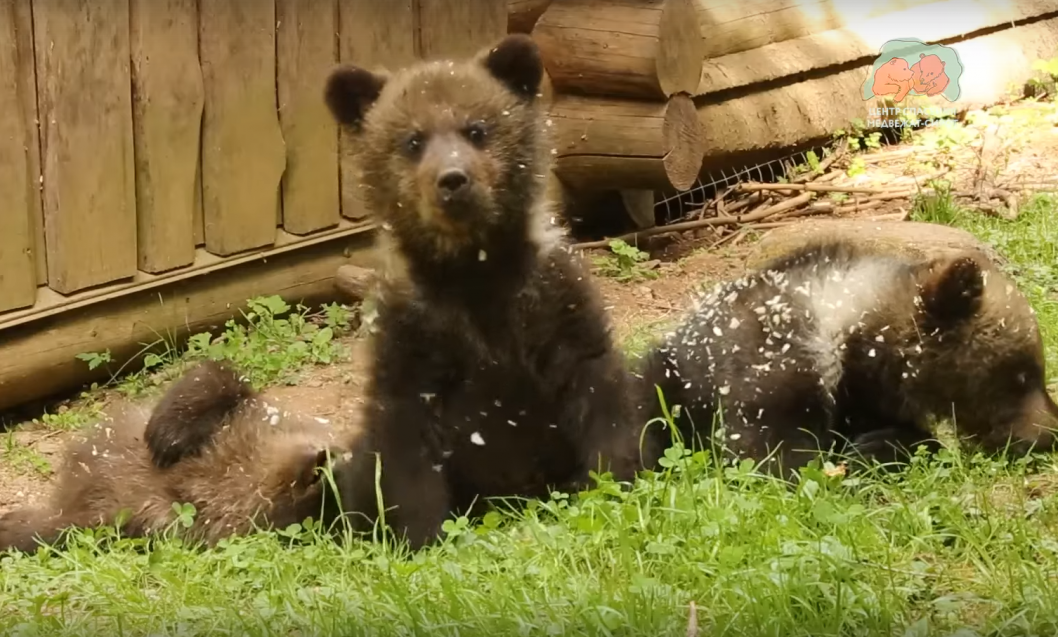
[592,239,660,283]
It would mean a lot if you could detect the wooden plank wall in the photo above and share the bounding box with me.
[0,0,507,318]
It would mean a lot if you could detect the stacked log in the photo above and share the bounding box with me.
[508,0,553,34]
[529,0,1058,221]
[533,0,708,203]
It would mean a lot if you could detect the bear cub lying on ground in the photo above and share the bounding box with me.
[633,239,1058,475]
[0,361,359,553]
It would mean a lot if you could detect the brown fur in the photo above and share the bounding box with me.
[633,239,1058,476]
[323,35,653,550]
[144,360,253,468]
[0,362,359,553]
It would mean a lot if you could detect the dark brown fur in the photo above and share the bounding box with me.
[0,362,359,553]
[144,360,253,468]
[633,239,1058,476]
[323,35,655,550]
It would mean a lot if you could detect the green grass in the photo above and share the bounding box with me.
[4,192,1058,635]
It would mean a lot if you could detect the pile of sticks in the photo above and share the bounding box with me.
[572,111,1056,252]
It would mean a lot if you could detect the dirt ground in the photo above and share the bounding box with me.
[2,101,1056,517]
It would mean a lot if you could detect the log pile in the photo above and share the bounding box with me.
[528,0,1058,226]
[569,98,1058,252]
[534,0,708,200]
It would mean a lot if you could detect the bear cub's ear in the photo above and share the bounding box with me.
[481,34,543,101]
[324,66,388,131]
[295,448,333,489]
[919,255,985,324]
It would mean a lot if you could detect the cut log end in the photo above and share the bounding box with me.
[620,190,657,229]
[663,94,706,191]
[535,0,705,100]
[507,0,552,34]
[334,264,376,301]
[551,93,706,193]
[657,0,706,96]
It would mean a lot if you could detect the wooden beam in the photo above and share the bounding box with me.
[534,0,704,100]
[0,232,378,413]
[551,93,706,192]
[508,0,552,34]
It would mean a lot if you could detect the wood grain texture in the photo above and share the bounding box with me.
[534,0,703,100]
[11,0,44,285]
[508,0,553,33]
[130,0,204,273]
[419,0,507,60]
[338,1,417,220]
[193,157,204,246]
[551,94,705,192]
[199,0,286,256]
[34,0,137,294]
[696,0,1055,95]
[277,0,341,236]
[694,0,941,59]
[0,232,376,413]
[0,0,35,312]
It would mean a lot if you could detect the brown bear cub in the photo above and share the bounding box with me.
[0,361,358,553]
[632,239,1058,476]
[323,34,654,550]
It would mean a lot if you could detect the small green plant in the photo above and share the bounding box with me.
[834,118,883,152]
[910,180,960,225]
[34,402,103,432]
[786,149,824,181]
[1026,53,1058,99]
[592,239,659,283]
[74,350,112,372]
[918,120,975,150]
[76,296,358,397]
[183,296,353,388]
[846,156,866,178]
[3,434,52,477]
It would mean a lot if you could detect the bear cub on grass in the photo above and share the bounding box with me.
[0,361,359,553]
[633,239,1058,475]
[323,34,655,550]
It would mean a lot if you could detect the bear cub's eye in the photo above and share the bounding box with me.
[464,121,488,147]
[402,131,425,158]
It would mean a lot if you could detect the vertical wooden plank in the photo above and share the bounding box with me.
[338,2,417,220]
[34,0,137,294]
[192,161,204,246]
[130,0,204,273]
[0,0,36,312]
[276,0,340,236]
[11,1,45,286]
[198,0,286,257]
[418,0,507,60]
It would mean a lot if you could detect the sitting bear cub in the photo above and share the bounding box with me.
[323,34,653,549]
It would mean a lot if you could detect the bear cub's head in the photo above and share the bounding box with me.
[913,253,1058,454]
[324,34,545,260]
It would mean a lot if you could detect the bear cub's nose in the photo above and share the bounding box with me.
[437,168,470,197]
